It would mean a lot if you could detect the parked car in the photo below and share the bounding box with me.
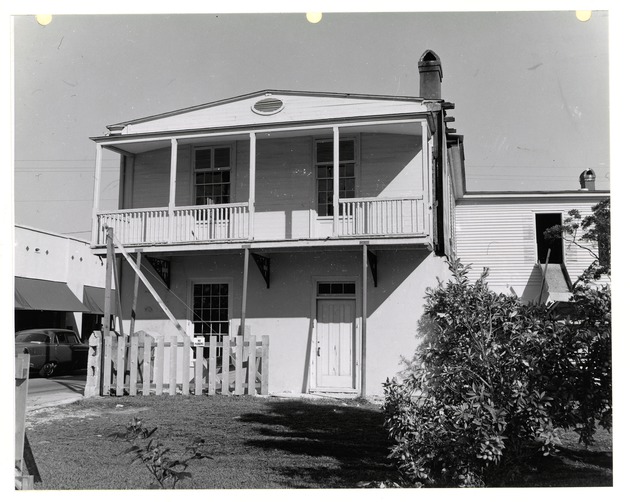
[15,329,89,377]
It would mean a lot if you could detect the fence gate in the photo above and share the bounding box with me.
[95,332,269,397]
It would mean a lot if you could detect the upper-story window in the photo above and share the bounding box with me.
[194,146,231,205]
[535,213,563,264]
[316,139,355,217]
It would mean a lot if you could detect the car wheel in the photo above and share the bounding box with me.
[39,362,57,378]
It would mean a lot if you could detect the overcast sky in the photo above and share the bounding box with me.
[10,8,612,241]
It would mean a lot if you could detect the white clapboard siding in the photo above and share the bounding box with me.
[130,145,193,208]
[120,92,429,135]
[454,196,607,298]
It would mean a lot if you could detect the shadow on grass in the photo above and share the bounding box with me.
[238,399,396,488]
[493,443,613,488]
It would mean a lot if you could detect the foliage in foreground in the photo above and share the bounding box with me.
[383,257,611,487]
[110,417,211,489]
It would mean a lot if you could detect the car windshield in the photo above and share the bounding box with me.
[15,333,50,343]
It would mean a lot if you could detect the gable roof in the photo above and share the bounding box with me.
[103,89,433,137]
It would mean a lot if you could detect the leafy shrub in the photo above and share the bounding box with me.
[383,257,611,487]
[110,417,211,489]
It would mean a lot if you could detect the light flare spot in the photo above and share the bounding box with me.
[575,11,592,22]
[306,12,323,24]
[36,15,53,26]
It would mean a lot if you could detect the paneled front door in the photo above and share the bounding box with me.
[315,299,356,389]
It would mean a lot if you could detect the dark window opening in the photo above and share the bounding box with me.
[317,282,356,296]
[535,213,563,264]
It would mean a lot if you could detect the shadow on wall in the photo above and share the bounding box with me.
[521,265,544,305]
[238,398,394,488]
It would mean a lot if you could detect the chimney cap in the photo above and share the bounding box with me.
[418,50,443,79]
[579,169,596,190]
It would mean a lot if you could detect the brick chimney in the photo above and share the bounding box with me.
[579,169,596,190]
[418,50,443,100]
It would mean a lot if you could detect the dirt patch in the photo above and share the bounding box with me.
[25,403,151,428]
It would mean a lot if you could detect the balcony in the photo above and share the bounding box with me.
[94,196,427,247]
[96,203,250,246]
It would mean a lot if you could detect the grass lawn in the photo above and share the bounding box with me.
[25,394,395,489]
[23,394,612,489]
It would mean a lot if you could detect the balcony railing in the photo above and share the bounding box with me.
[339,196,426,237]
[96,203,250,246]
[95,197,426,246]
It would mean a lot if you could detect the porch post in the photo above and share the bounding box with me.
[240,246,250,336]
[361,243,368,398]
[249,132,256,239]
[421,121,432,240]
[102,227,114,396]
[129,252,142,337]
[168,138,178,242]
[332,126,340,237]
[91,144,103,246]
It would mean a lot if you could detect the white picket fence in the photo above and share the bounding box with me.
[98,332,269,397]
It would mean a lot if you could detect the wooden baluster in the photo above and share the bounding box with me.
[209,337,217,395]
[261,336,269,395]
[182,335,190,395]
[155,337,164,396]
[235,337,243,395]
[247,336,257,395]
[221,337,230,394]
[194,343,202,395]
[129,333,138,396]
[168,336,177,396]
[142,332,151,395]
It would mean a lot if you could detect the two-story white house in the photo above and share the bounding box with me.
[89,50,460,396]
[88,50,609,397]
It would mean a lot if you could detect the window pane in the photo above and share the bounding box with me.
[316,141,333,163]
[340,140,354,161]
[318,283,330,295]
[214,147,231,168]
[195,149,212,169]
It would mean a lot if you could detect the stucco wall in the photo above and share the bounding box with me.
[118,248,450,396]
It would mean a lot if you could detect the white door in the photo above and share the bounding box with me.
[315,299,356,389]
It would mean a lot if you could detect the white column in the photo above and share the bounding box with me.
[249,132,256,239]
[91,144,103,246]
[168,138,178,242]
[332,126,340,237]
[361,243,368,397]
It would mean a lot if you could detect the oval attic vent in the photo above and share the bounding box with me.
[252,97,284,115]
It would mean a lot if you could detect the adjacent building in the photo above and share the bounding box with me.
[14,225,114,340]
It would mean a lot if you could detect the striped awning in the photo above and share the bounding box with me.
[15,277,89,312]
